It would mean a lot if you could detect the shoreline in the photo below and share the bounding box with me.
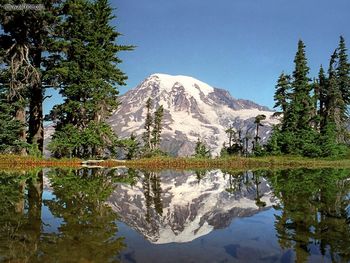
[2,155,350,171]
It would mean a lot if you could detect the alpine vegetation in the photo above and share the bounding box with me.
[266,38,350,157]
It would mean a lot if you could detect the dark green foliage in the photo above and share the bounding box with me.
[142,98,164,156]
[193,138,211,158]
[49,122,117,158]
[151,105,164,149]
[289,40,314,132]
[266,38,350,157]
[253,114,266,146]
[143,98,153,150]
[263,128,281,155]
[48,0,132,158]
[0,0,62,153]
[0,96,27,153]
[252,114,266,156]
[317,66,327,129]
[273,72,291,116]
[337,36,350,106]
[221,126,243,156]
[119,133,140,160]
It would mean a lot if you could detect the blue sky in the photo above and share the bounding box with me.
[45,0,350,114]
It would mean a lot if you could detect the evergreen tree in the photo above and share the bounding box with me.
[318,65,327,131]
[221,125,243,156]
[48,0,132,158]
[143,98,153,150]
[142,98,164,155]
[335,36,350,143]
[0,95,26,153]
[225,126,235,148]
[325,51,343,134]
[151,105,164,149]
[337,36,350,106]
[120,133,140,160]
[254,114,266,147]
[0,0,62,154]
[252,114,266,156]
[290,40,314,132]
[267,38,350,157]
[273,72,291,117]
[193,138,211,158]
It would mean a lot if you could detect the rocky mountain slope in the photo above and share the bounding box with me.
[108,73,278,156]
[107,170,277,244]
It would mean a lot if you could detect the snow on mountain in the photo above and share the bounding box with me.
[108,73,278,156]
[107,170,277,244]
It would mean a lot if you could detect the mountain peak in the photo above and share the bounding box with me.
[147,73,214,97]
[109,74,277,156]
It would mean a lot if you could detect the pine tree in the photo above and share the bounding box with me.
[143,98,153,150]
[225,126,235,148]
[0,0,61,154]
[254,114,266,146]
[151,105,164,149]
[0,94,26,153]
[335,36,350,143]
[324,50,344,144]
[120,133,140,160]
[267,38,349,157]
[273,72,291,117]
[318,65,327,131]
[337,36,350,106]
[193,138,211,158]
[222,125,243,156]
[48,0,132,158]
[290,40,314,132]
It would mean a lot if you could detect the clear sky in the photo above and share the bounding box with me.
[45,0,350,114]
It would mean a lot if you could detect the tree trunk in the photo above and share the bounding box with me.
[15,107,27,156]
[28,85,43,153]
[28,50,43,153]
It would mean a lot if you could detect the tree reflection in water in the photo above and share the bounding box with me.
[0,168,135,262]
[41,168,126,262]
[218,168,350,262]
[269,168,350,262]
[0,170,43,262]
[143,171,163,223]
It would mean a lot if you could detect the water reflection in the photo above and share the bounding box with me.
[41,168,126,262]
[108,169,275,244]
[0,168,350,262]
[268,169,350,262]
[0,170,43,262]
[0,168,128,262]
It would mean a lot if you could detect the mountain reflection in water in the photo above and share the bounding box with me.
[0,168,349,262]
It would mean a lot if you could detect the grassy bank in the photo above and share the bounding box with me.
[104,155,350,170]
[0,155,82,169]
[2,154,350,171]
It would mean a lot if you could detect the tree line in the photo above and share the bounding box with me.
[265,37,350,157]
[203,37,350,159]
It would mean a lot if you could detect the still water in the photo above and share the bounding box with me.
[0,168,349,262]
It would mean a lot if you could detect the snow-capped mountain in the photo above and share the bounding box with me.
[108,73,278,156]
[107,170,277,244]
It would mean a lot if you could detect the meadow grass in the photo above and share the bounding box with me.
[2,154,350,171]
[103,155,350,171]
[0,154,81,169]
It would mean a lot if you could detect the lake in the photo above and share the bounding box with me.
[0,167,349,262]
